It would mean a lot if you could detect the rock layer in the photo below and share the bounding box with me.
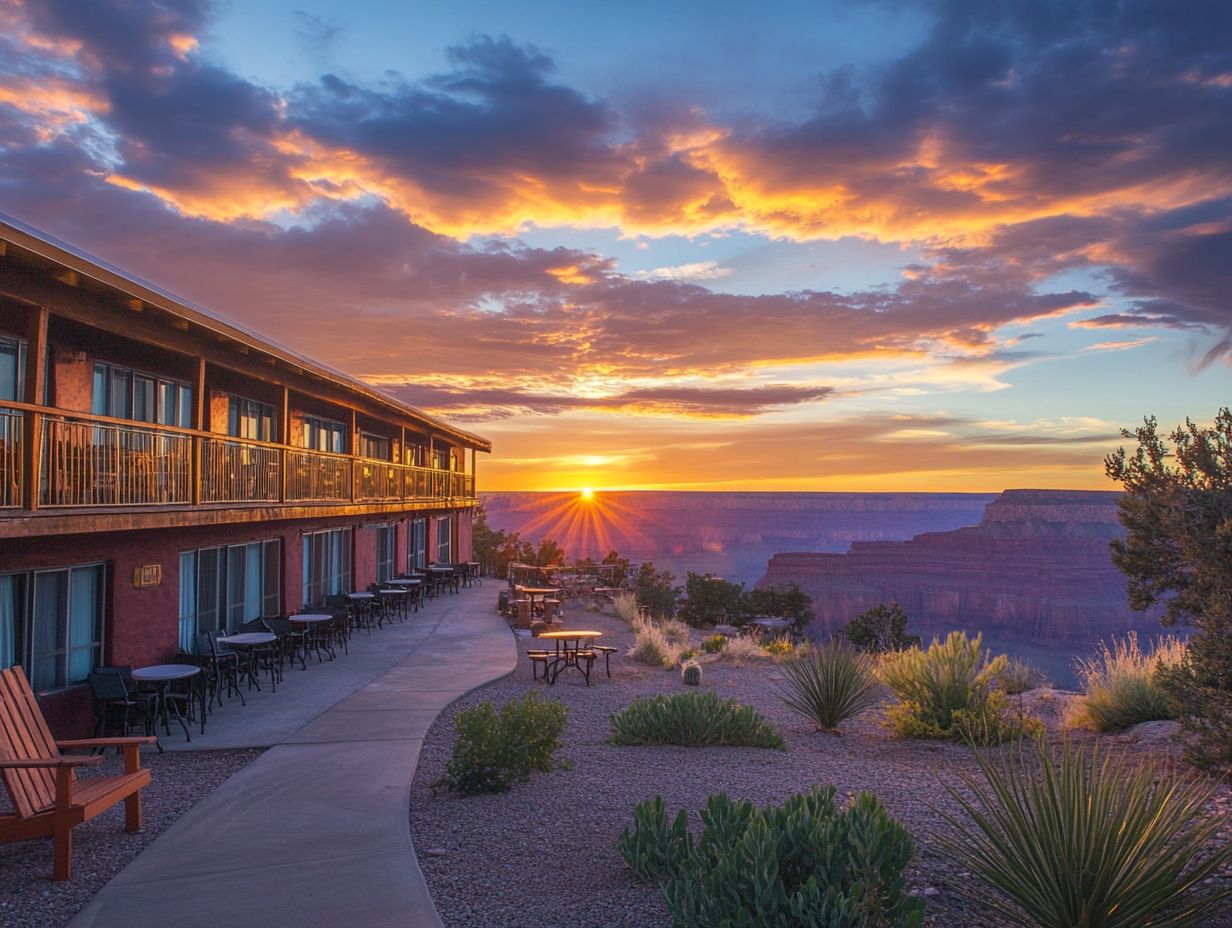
[757,489,1167,685]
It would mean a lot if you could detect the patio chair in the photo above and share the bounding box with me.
[88,670,155,742]
[204,630,247,706]
[0,665,156,880]
[265,617,309,671]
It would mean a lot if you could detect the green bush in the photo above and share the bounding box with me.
[996,657,1050,695]
[608,690,786,749]
[777,639,880,733]
[878,631,1041,744]
[619,788,925,928]
[1066,633,1185,732]
[431,691,568,795]
[627,623,681,668]
[700,634,727,653]
[843,602,920,652]
[940,737,1232,928]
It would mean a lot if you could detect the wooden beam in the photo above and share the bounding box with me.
[191,357,206,506]
[21,307,48,511]
[0,241,7,257]
[52,270,78,287]
[126,298,144,312]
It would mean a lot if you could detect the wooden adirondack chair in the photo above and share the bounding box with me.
[0,665,156,880]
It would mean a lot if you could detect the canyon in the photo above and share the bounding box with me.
[757,489,1167,686]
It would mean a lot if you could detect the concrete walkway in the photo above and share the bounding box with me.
[70,584,515,928]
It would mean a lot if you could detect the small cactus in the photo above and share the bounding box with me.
[681,660,703,686]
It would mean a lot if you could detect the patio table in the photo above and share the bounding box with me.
[132,663,203,740]
[288,613,336,662]
[535,630,603,686]
[217,632,278,691]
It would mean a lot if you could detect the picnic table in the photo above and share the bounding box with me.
[534,630,603,685]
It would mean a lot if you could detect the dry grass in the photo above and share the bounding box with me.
[1066,633,1186,732]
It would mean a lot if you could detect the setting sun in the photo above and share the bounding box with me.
[580,487,594,501]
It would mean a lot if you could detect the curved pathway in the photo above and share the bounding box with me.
[71,584,515,928]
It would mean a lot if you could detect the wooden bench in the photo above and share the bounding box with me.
[0,666,156,880]
[593,645,617,678]
[526,650,553,680]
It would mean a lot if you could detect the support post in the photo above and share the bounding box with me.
[21,307,48,511]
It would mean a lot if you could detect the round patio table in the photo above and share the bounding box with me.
[217,633,278,692]
[289,613,336,662]
[535,630,603,686]
[384,578,423,611]
[132,663,202,740]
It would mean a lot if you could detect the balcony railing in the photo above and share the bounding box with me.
[202,437,280,503]
[41,415,193,507]
[287,449,353,502]
[0,409,22,508]
[0,407,475,512]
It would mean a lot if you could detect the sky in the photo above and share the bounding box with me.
[1,0,1229,492]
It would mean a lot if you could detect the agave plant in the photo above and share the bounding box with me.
[776,638,880,732]
[939,736,1232,928]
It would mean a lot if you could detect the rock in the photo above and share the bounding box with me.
[425,847,449,857]
[757,489,1168,685]
[1126,719,1182,748]
[923,887,941,897]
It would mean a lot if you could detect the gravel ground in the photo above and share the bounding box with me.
[0,748,262,928]
[411,604,1232,928]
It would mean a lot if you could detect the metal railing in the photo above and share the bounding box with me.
[0,408,22,508]
[286,448,352,502]
[202,437,280,503]
[40,415,192,507]
[0,408,477,511]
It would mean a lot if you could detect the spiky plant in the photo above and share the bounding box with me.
[939,737,1232,928]
[776,639,880,732]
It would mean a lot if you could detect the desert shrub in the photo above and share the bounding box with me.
[677,647,698,662]
[699,634,727,653]
[612,590,640,623]
[431,691,568,795]
[940,737,1232,928]
[722,634,768,662]
[879,631,1040,744]
[628,623,681,668]
[681,661,702,686]
[996,657,1050,695]
[1066,633,1185,732]
[761,637,796,659]
[619,788,925,928]
[608,690,786,749]
[843,602,921,652]
[777,639,880,732]
[660,619,690,646]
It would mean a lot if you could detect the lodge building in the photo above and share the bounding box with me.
[0,213,490,732]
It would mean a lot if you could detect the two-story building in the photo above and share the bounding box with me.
[0,213,490,731]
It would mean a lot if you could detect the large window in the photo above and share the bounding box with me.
[0,337,25,402]
[408,518,426,571]
[302,528,353,606]
[376,523,396,582]
[360,432,391,461]
[228,396,275,442]
[0,564,105,691]
[303,415,347,454]
[435,516,452,564]
[93,363,192,426]
[179,540,281,648]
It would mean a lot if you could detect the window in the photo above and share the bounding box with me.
[376,523,396,582]
[404,442,425,466]
[408,518,426,571]
[0,564,105,691]
[435,516,452,564]
[360,432,391,461]
[228,396,275,442]
[302,528,353,606]
[179,539,281,647]
[93,363,192,426]
[303,415,347,453]
[0,337,26,402]
[432,447,450,470]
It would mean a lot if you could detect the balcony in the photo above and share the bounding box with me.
[0,405,476,521]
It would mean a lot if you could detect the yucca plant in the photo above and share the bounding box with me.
[1066,632,1185,732]
[939,736,1232,928]
[776,638,880,732]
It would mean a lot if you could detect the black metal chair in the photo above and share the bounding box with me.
[237,619,282,691]
[265,617,309,671]
[204,630,247,706]
[88,669,156,745]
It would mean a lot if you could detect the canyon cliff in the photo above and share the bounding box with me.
[757,489,1167,685]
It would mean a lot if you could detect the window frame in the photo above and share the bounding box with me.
[179,539,281,646]
[93,361,192,427]
[435,516,452,565]
[0,562,106,692]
